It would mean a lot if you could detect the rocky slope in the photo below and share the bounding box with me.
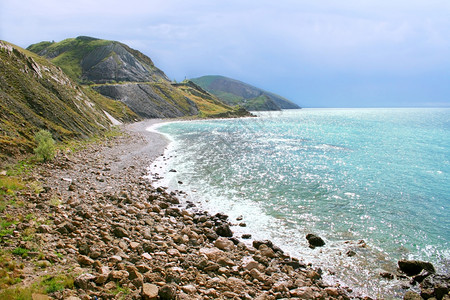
[191,75,301,111]
[27,37,252,119]
[0,41,138,163]
[0,125,351,300]
[0,123,447,299]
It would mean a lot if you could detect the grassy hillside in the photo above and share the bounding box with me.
[27,36,168,84]
[28,36,252,118]
[0,41,138,163]
[27,37,111,83]
[191,75,300,111]
[173,81,254,118]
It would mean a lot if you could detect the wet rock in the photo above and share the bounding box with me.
[242,234,252,239]
[306,233,325,248]
[215,224,233,237]
[346,250,357,257]
[380,272,395,280]
[420,274,450,300]
[259,244,276,258]
[253,240,273,250]
[413,269,433,284]
[398,260,436,276]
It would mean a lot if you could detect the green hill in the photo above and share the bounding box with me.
[191,75,300,111]
[28,37,251,118]
[0,41,138,162]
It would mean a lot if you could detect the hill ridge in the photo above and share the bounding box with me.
[191,75,300,111]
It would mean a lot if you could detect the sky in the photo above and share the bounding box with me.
[1,0,449,108]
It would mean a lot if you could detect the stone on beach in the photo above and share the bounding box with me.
[306,233,325,248]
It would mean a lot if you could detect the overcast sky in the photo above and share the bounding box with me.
[1,0,449,107]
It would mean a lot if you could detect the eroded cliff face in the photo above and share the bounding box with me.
[79,42,169,84]
[93,83,199,118]
[0,41,137,161]
[27,37,203,118]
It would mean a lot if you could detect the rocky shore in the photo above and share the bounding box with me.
[0,120,448,299]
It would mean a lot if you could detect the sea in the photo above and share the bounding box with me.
[148,108,449,299]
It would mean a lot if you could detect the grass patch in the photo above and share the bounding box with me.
[0,176,25,195]
[0,273,74,299]
[0,251,24,292]
[0,286,33,300]
[11,248,29,258]
[111,282,131,297]
[0,217,18,237]
[5,158,36,177]
[40,274,74,294]
[0,175,25,212]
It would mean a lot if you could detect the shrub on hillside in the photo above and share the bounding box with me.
[33,130,55,162]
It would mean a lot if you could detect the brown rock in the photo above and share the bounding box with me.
[403,291,422,300]
[108,270,129,282]
[324,287,340,296]
[217,256,235,267]
[181,284,197,294]
[167,248,181,257]
[250,268,265,281]
[127,265,143,281]
[37,225,52,233]
[306,233,325,248]
[113,226,129,238]
[259,244,276,258]
[159,284,178,300]
[77,255,94,266]
[380,272,395,279]
[254,292,275,300]
[199,247,223,260]
[290,286,315,299]
[214,237,235,251]
[142,283,159,300]
[74,273,96,289]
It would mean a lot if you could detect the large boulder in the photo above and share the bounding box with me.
[398,260,435,276]
[306,233,325,248]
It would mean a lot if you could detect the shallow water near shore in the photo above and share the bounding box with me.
[149,108,450,299]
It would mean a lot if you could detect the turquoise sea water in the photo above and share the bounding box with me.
[151,108,449,298]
